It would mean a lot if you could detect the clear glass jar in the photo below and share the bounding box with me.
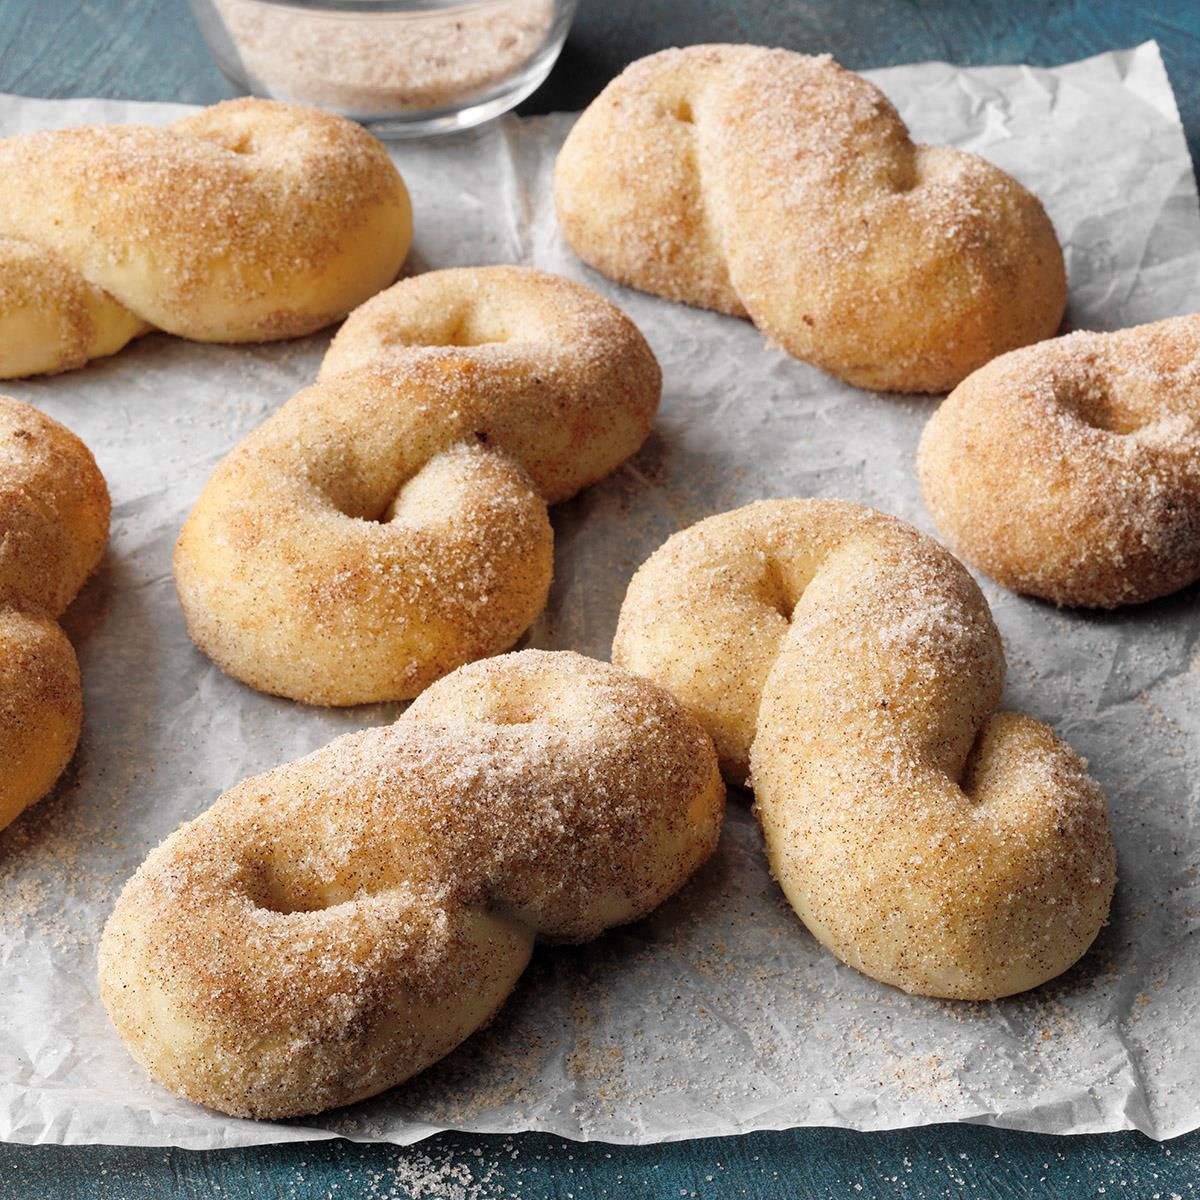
[187,0,578,138]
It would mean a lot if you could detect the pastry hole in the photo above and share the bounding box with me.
[672,99,694,124]
[441,314,509,347]
[1059,387,1150,435]
[759,558,799,622]
[251,862,347,914]
[225,130,256,154]
[327,487,403,523]
[477,702,542,726]
[256,884,341,916]
[958,729,986,801]
[766,592,793,620]
[257,892,333,916]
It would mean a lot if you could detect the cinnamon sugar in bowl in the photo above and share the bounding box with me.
[188,0,577,137]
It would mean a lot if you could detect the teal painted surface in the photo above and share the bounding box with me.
[2,1125,1199,1200]
[1,2,1198,1196]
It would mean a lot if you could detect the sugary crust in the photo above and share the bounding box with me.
[555,45,1066,393]
[0,97,412,378]
[0,395,110,830]
[98,650,725,1119]
[174,266,662,705]
[613,499,1115,1000]
[918,314,1200,607]
[0,237,150,379]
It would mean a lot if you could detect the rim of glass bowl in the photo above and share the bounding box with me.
[221,0,563,12]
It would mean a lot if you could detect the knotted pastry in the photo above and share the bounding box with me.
[175,265,661,705]
[0,98,412,378]
[919,315,1200,608]
[0,396,109,832]
[555,45,1066,394]
[99,650,724,1119]
[613,499,1115,999]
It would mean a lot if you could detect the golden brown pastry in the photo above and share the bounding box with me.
[0,98,412,378]
[174,266,661,706]
[555,45,1066,393]
[613,499,1115,1000]
[0,396,109,831]
[919,315,1200,607]
[98,650,725,1119]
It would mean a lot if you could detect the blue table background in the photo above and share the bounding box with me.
[2,2,1198,1196]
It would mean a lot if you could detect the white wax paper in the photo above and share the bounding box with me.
[0,42,1197,1148]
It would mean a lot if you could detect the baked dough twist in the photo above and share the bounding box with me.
[0,98,412,379]
[0,396,109,832]
[98,650,724,1119]
[555,45,1066,394]
[919,315,1200,608]
[613,500,1115,999]
[175,265,661,705]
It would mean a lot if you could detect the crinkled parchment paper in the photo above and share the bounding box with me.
[1,42,1197,1148]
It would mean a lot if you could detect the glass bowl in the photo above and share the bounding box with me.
[187,0,578,138]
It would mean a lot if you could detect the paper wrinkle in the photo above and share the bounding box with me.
[0,41,1197,1148]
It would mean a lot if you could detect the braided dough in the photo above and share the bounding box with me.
[175,265,661,705]
[0,396,109,832]
[0,98,411,379]
[919,315,1200,608]
[555,45,1066,394]
[613,500,1115,1000]
[98,650,724,1119]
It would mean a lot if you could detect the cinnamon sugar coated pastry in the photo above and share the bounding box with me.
[613,500,1115,999]
[175,265,661,705]
[919,315,1200,608]
[555,45,1066,393]
[0,396,109,831]
[98,650,725,1118]
[0,98,411,378]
